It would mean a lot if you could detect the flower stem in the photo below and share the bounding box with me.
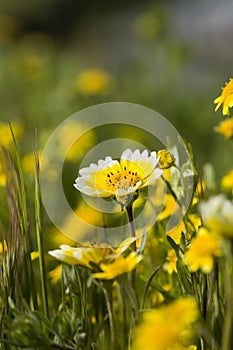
[221,241,233,350]
[126,204,137,291]
[34,148,49,318]
[103,286,116,350]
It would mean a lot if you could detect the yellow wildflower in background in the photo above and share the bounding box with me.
[49,265,62,285]
[167,345,197,350]
[75,69,112,95]
[56,122,95,161]
[157,149,175,169]
[133,297,199,350]
[92,252,142,280]
[199,194,233,238]
[0,121,23,148]
[0,161,6,187]
[184,227,222,273]
[221,169,233,191]
[214,77,233,115]
[164,250,177,274]
[74,149,162,208]
[30,251,39,261]
[214,118,233,139]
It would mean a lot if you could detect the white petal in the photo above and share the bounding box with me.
[121,149,133,160]
[147,168,163,183]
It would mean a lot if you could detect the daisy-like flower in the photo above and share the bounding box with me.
[48,237,137,271]
[214,118,233,139]
[184,227,222,273]
[214,78,233,116]
[74,149,162,208]
[199,194,233,238]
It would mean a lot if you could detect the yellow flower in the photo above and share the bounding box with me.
[74,149,162,208]
[0,240,7,254]
[157,149,175,169]
[199,194,233,238]
[0,121,23,148]
[75,69,112,95]
[184,227,222,273]
[164,250,177,274]
[0,161,6,187]
[49,264,62,285]
[167,344,197,350]
[56,122,95,161]
[133,298,199,350]
[214,78,233,115]
[30,251,39,261]
[49,237,136,271]
[92,252,142,280]
[221,169,233,191]
[214,118,233,139]
[167,220,185,244]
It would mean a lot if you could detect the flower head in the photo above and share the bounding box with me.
[48,237,138,279]
[92,252,142,280]
[157,149,175,169]
[133,297,199,350]
[221,169,233,192]
[75,69,112,95]
[214,118,233,139]
[214,78,233,115]
[74,149,162,207]
[164,249,178,274]
[184,227,222,273]
[199,194,233,238]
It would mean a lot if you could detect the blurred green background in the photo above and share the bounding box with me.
[1,0,233,178]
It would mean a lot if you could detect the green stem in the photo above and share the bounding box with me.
[126,204,136,290]
[34,149,49,318]
[103,287,116,350]
[221,241,233,350]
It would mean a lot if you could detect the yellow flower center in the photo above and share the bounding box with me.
[105,167,141,192]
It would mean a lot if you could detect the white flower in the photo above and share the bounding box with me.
[74,149,162,207]
[199,194,233,237]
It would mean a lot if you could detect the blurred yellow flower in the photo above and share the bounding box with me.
[214,118,233,139]
[184,227,222,273]
[0,161,6,187]
[167,344,197,350]
[0,121,23,148]
[92,252,142,280]
[49,264,62,285]
[164,250,177,274]
[158,194,179,222]
[0,240,7,254]
[157,149,175,169]
[56,122,95,161]
[221,169,233,191]
[22,152,42,174]
[199,194,233,238]
[167,220,185,244]
[75,69,112,95]
[214,78,233,115]
[133,297,199,350]
[30,251,39,261]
